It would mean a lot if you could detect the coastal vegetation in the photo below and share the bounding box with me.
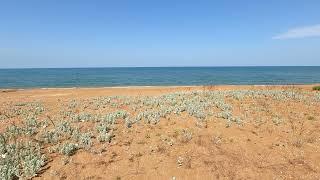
[0,87,320,179]
[313,86,320,91]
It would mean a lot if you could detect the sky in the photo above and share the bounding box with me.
[0,0,320,68]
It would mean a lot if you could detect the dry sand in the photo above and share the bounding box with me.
[1,85,320,179]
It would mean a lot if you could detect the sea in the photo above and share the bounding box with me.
[0,66,320,88]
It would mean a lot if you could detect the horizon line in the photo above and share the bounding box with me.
[1,65,320,70]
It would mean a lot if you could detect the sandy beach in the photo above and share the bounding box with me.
[1,85,320,179]
[2,0,320,179]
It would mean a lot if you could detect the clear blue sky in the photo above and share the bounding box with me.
[1,0,320,68]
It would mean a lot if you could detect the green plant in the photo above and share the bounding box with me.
[0,140,46,179]
[312,86,320,91]
[96,122,113,142]
[217,111,232,120]
[96,122,111,133]
[56,121,73,136]
[41,130,59,144]
[97,131,113,143]
[4,125,23,140]
[124,117,133,128]
[24,116,39,135]
[59,143,78,156]
[73,113,93,122]
[78,133,92,149]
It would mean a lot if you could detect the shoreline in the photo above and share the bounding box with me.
[1,84,319,100]
[1,83,320,92]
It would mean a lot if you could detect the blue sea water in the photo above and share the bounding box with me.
[0,67,319,88]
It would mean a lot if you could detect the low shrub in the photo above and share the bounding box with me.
[59,143,78,156]
[0,139,46,179]
[313,86,320,91]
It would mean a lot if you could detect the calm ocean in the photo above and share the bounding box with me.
[0,67,319,88]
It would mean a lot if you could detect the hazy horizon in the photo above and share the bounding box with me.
[1,1,320,68]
